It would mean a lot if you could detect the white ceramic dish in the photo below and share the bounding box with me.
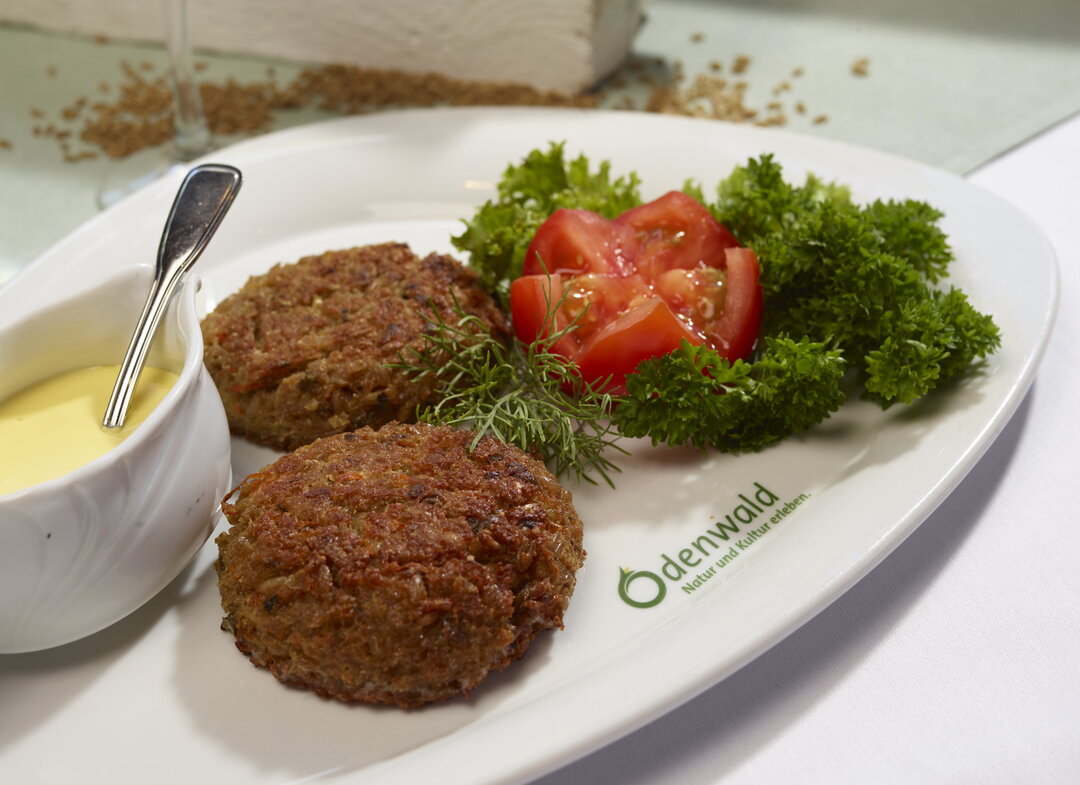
[0,108,1057,785]
[0,268,232,653]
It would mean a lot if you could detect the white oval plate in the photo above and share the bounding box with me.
[0,108,1058,785]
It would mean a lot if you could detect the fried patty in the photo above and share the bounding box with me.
[200,243,509,451]
[214,422,586,708]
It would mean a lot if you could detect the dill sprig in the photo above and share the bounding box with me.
[399,304,625,487]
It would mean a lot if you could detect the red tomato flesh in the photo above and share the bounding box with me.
[512,191,763,395]
[576,299,704,390]
[616,190,740,277]
[522,209,638,277]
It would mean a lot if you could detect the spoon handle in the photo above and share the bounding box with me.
[102,163,242,429]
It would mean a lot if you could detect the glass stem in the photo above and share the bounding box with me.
[164,0,212,161]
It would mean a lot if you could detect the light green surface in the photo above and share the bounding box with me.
[2,0,1079,285]
[0,27,331,284]
[636,0,1080,175]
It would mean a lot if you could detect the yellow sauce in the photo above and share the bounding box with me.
[0,364,178,495]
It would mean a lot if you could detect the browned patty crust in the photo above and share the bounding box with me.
[200,243,509,451]
[215,422,586,708]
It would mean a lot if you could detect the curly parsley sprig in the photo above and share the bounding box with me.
[704,154,1000,408]
[614,337,848,452]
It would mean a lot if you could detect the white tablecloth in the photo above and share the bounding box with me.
[532,111,1080,785]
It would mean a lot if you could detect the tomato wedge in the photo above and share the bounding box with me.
[511,191,763,394]
[615,190,740,277]
[522,209,637,277]
[509,274,576,359]
[710,247,764,361]
[576,299,704,393]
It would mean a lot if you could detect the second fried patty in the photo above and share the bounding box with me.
[215,422,586,708]
[200,243,509,451]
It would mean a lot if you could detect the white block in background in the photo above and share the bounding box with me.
[0,0,645,94]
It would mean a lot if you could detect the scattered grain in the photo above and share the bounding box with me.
[63,150,98,163]
[646,73,758,123]
[851,57,869,76]
[39,46,839,162]
[690,32,705,43]
[0,139,13,150]
[41,60,600,161]
[812,113,829,124]
[47,66,58,77]
[755,114,787,128]
[295,64,596,115]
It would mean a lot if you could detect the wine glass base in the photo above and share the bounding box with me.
[97,146,191,210]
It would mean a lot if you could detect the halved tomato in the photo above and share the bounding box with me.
[510,191,762,394]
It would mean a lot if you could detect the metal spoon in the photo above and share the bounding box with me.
[102,163,242,429]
